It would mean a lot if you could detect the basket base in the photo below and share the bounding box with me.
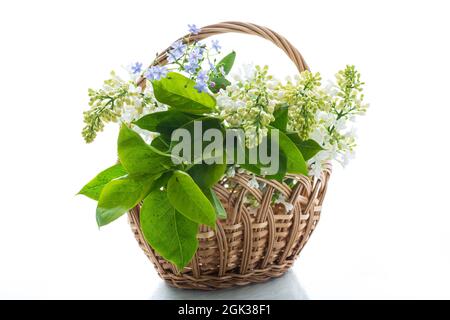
[129,167,332,292]
[157,260,294,290]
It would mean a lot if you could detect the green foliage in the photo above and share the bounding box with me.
[209,76,231,93]
[78,164,127,200]
[152,72,216,114]
[203,187,227,219]
[275,128,308,175]
[287,133,324,161]
[240,132,288,181]
[270,104,289,132]
[209,51,236,93]
[170,117,224,164]
[80,52,367,271]
[133,110,196,136]
[188,163,226,188]
[188,163,227,219]
[96,174,159,227]
[167,170,216,227]
[140,189,198,269]
[118,124,172,175]
[216,51,236,75]
[150,134,171,152]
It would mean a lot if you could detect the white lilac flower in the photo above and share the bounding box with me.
[217,65,279,148]
[282,70,329,140]
[128,83,142,94]
[275,194,294,212]
[188,24,200,35]
[82,69,167,143]
[309,161,323,179]
[231,63,255,82]
[226,166,236,177]
[305,65,367,169]
[247,176,259,189]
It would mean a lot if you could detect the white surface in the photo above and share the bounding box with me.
[1,0,450,299]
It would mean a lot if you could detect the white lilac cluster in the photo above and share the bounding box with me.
[218,64,367,178]
[308,65,368,177]
[283,71,329,140]
[216,65,280,148]
[83,23,367,183]
[82,69,164,143]
[82,24,223,143]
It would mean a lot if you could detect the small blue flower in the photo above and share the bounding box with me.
[197,70,209,83]
[194,80,208,93]
[131,62,143,74]
[144,66,168,81]
[211,39,221,53]
[188,24,200,35]
[168,40,186,62]
[208,62,216,72]
[189,46,204,62]
[184,62,199,74]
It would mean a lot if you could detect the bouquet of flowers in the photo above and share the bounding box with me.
[79,23,367,273]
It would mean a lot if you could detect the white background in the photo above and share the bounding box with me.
[1,0,449,299]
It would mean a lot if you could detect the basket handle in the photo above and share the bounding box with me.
[137,21,308,86]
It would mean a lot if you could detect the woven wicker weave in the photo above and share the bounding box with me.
[128,22,332,290]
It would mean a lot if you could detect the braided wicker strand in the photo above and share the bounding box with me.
[128,22,330,290]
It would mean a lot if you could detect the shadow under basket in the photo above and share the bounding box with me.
[128,166,331,290]
[127,21,333,290]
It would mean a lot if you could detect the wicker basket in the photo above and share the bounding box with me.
[128,21,332,290]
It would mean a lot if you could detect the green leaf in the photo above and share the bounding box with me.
[170,117,224,164]
[264,150,287,182]
[208,52,236,93]
[188,163,226,188]
[133,110,196,136]
[167,170,216,227]
[149,171,173,192]
[209,76,231,93]
[140,189,198,270]
[239,163,261,175]
[150,134,171,152]
[152,72,216,114]
[286,133,324,161]
[273,128,308,175]
[78,164,127,200]
[96,174,159,227]
[203,187,227,219]
[118,124,172,175]
[270,104,289,132]
[188,163,227,219]
[216,51,236,75]
[233,132,287,181]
